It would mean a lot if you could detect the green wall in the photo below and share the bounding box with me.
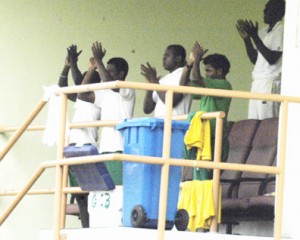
[0,1,265,240]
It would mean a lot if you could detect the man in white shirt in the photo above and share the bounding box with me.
[78,41,135,185]
[141,44,191,117]
[236,0,285,119]
[58,44,101,228]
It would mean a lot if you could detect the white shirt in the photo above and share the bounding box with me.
[153,67,191,117]
[252,21,284,81]
[69,99,101,147]
[94,87,135,153]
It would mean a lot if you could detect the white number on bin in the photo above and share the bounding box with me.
[91,192,110,209]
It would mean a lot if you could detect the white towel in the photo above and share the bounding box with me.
[42,84,70,147]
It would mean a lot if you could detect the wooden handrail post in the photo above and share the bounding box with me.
[60,165,69,228]
[274,101,288,240]
[157,90,173,240]
[53,93,68,240]
[210,113,224,232]
[0,99,47,161]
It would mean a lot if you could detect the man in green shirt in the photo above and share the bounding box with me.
[180,42,232,180]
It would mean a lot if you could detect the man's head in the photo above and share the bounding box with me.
[82,71,100,84]
[264,0,285,25]
[163,45,186,72]
[203,54,231,79]
[107,57,129,81]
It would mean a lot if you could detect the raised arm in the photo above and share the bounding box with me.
[57,52,77,102]
[236,19,258,64]
[190,42,208,87]
[68,44,84,85]
[141,62,158,114]
[244,20,282,65]
[141,62,184,108]
[143,90,156,114]
[58,55,70,88]
[180,51,195,87]
[77,58,96,103]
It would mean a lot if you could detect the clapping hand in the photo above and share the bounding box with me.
[236,19,249,39]
[67,44,82,65]
[91,41,106,62]
[89,57,97,70]
[244,20,259,38]
[190,41,208,64]
[141,62,158,84]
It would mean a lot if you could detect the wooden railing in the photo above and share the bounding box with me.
[0,80,298,240]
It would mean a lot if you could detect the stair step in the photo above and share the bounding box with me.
[39,227,276,240]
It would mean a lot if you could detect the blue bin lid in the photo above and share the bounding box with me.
[116,117,190,131]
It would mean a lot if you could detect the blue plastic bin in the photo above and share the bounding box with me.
[116,118,189,230]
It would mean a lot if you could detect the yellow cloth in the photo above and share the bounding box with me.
[184,111,211,161]
[178,180,222,231]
